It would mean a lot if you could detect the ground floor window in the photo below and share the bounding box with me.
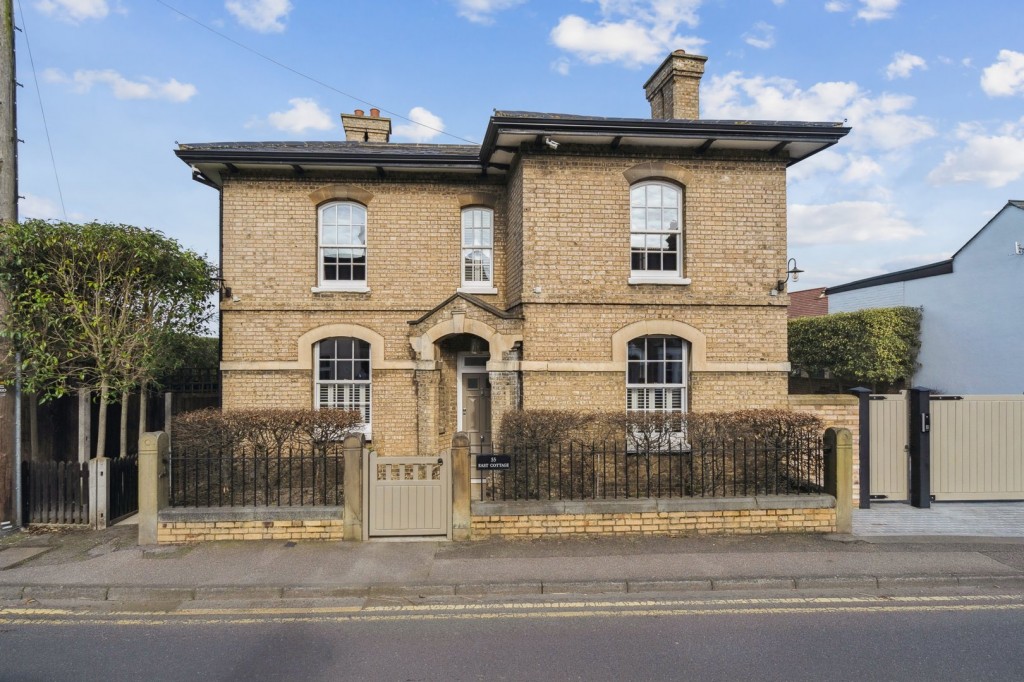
[626,335,688,447]
[316,337,371,432]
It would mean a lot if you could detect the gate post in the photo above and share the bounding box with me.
[452,432,471,541]
[823,428,853,534]
[342,434,364,541]
[908,387,932,509]
[849,387,872,509]
[138,431,169,545]
[88,457,110,529]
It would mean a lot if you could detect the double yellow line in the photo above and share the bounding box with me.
[2,594,1022,627]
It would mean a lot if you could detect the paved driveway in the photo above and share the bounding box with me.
[854,502,1024,537]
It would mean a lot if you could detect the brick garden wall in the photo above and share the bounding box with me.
[472,496,836,539]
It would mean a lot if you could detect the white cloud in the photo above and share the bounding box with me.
[267,98,334,133]
[550,0,706,68]
[823,0,898,20]
[35,0,108,22]
[787,149,845,184]
[44,68,197,102]
[928,119,1024,188]
[703,71,935,150]
[393,107,445,143]
[980,50,1024,97]
[790,201,923,245]
[453,0,526,24]
[857,0,899,21]
[771,0,785,5]
[19,193,60,219]
[743,22,775,50]
[886,51,926,80]
[225,0,292,33]
[551,58,571,76]
[841,155,883,183]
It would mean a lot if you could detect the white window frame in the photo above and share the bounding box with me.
[628,181,689,286]
[458,206,497,295]
[626,335,688,449]
[315,337,372,439]
[315,201,369,293]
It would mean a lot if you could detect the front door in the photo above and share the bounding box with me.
[461,371,492,453]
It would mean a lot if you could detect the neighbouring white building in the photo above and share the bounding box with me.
[826,200,1024,395]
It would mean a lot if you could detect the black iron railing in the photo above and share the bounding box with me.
[169,446,344,507]
[473,438,823,502]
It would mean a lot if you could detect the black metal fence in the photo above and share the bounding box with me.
[109,454,139,523]
[168,446,345,507]
[474,438,823,502]
[21,460,90,524]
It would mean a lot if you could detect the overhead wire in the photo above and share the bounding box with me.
[153,0,479,145]
[16,0,67,221]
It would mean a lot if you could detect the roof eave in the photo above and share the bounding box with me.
[825,259,954,296]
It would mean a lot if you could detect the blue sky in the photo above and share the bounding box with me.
[14,0,1024,290]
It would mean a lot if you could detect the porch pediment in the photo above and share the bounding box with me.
[407,293,523,362]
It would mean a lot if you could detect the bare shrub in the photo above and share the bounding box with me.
[173,408,363,454]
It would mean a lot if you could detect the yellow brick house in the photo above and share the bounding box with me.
[176,51,849,456]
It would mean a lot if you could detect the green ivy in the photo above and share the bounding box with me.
[788,307,922,390]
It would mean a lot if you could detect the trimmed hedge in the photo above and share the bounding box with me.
[789,306,922,391]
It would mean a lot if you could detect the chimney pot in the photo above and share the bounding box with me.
[340,109,392,142]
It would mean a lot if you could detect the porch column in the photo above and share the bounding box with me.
[413,363,440,455]
[488,347,522,452]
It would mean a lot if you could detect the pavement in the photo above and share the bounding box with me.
[1,502,1023,603]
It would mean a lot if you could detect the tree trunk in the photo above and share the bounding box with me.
[119,389,129,458]
[138,388,148,440]
[95,380,109,459]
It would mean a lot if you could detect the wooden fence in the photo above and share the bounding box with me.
[21,460,90,524]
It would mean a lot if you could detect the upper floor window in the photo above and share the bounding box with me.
[319,201,367,289]
[316,337,372,434]
[461,207,494,291]
[630,181,682,280]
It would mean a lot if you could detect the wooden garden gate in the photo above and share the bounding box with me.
[364,452,451,538]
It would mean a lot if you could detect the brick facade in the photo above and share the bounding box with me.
[180,51,849,458]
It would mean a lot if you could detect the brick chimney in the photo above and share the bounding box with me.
[643,50,708,120]
[340,108,392,142]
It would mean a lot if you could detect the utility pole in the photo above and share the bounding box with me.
[0,0,18,524]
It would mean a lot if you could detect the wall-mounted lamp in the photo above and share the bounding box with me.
[211,272,231,301]
[773,258,804,295]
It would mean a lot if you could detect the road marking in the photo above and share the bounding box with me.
[2,593,1015,618]
[1,595,1023,627]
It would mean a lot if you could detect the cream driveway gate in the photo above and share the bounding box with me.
[364,452,451,539]
[930,395,1024,501]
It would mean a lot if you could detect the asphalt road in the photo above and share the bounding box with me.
[2,592,1022,681]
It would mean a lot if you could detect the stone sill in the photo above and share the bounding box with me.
[311,285,370,294]
[457,286,498,295]
[628,276,692,286]
[160,507,344,523]
[472,494,834,517]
